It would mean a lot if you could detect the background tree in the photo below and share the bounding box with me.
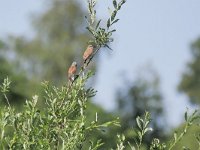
[0,40,37,107]
[179,37,200,105]
[172,37,200,150]
[7,0,90,85]
[0,0,90,106]
[116,68,167,148]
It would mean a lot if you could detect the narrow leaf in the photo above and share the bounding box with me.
[174,132,177,141]
[89,3,93,13]
[105,44,113,50]
[95,20,101,30]
[111,19,120,26]
[86,27,95,36]
[144,127,153,134]
[137,131,142,139]
[113,0,118,9]
[107,19,111,28]
[136,117,142,130]
[185,111,188,121]
[109,29,116,33]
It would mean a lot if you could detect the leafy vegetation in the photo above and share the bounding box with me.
[179,37,200,105]
[1,76,199,149]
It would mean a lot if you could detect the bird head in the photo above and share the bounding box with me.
[71,61,77,67]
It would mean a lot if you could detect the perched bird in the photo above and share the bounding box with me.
[83,45,94,63]
[68,61,77,82]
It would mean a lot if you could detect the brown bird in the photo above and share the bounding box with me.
[83,45,94,63]
[68,61,77,82]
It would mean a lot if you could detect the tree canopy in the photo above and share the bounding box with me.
[7,0,90,85]
[116,68,167,148]
[179,37,200,105]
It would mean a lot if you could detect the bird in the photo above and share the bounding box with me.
[68,61,77,82]
[83,45,94,63]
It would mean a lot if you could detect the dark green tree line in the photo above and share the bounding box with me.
[179,37,200,105]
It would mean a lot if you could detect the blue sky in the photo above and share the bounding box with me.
[1,0,200,127]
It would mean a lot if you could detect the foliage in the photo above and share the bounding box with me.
[116,70,166,148]
[0,73,200,150]
[0,76,199,149]
[135,112,153,149]
[1,0,91,108]
[168,110,200,150]
[0,0,127,149]
[167,110,200,150]
[179,37,200,105]
[1,71,199,150]
[115,110,199,150]
[70,0,127,84]
[85,0,126,51]
[6,0,90,85]
[0,74,119,149]
[84,102,120,149]
[0,56,36,106]
[115,134,126,150]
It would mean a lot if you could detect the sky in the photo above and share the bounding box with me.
[1,0,200,127]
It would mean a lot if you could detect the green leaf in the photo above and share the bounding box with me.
[137,131,142,139]
[122,0,126,5]
[113,0,118,9]
[122,134,125,141]
[105,44,113,50]
[118,0,126,9]
[144,121,150,128]
[136,117,142,130]
[89,3,93,13]
[95,20,101,30]
[52,98,57,104]
[144,127,153,134]
[111,19,120,26]
[109,29,116,33]
[86,27,95,36]
[107,19,111,28]
[174,132,177,141]
[184,111,188,121]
